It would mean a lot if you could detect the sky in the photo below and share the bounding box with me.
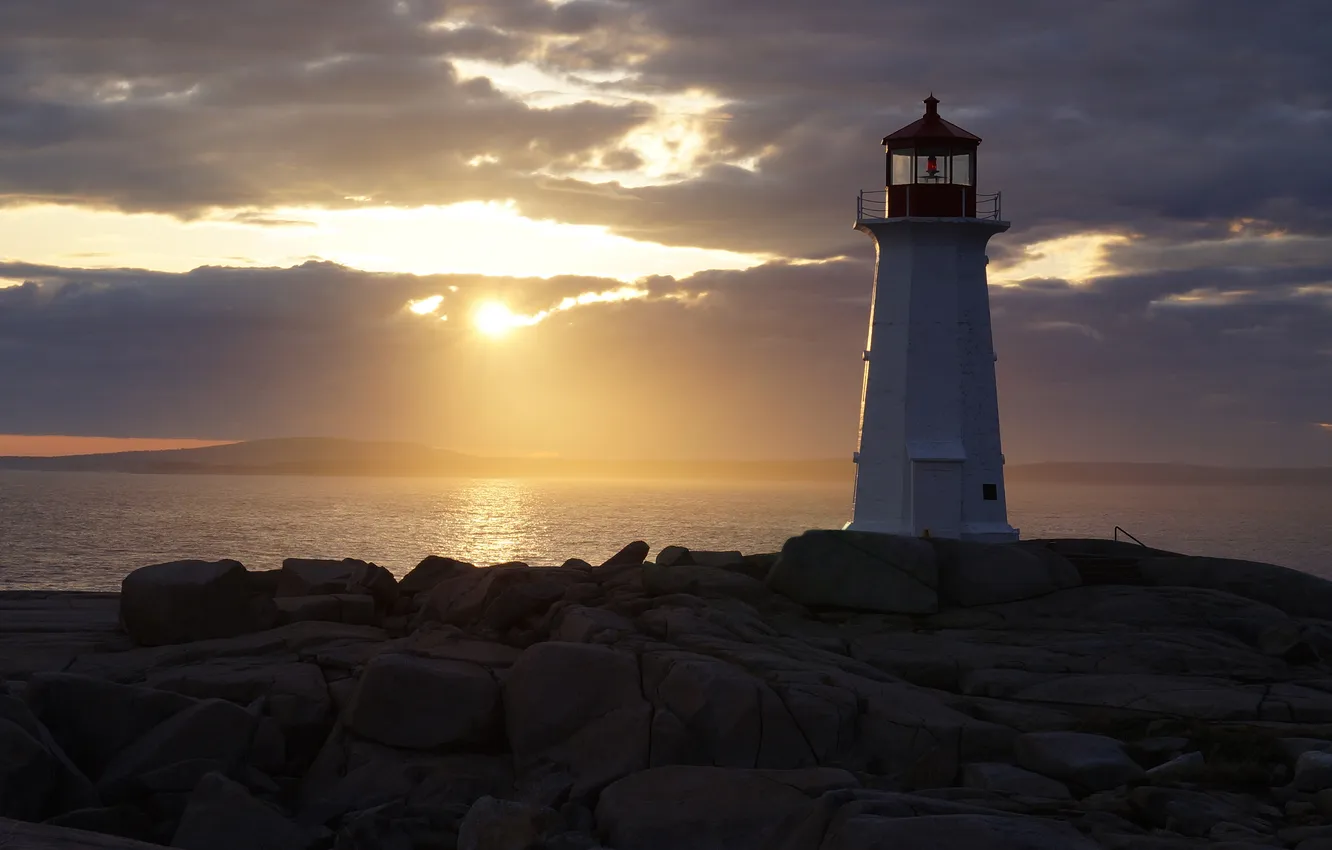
[1,0,1330,464]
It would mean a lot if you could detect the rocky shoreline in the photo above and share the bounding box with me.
[4,531,1332,849]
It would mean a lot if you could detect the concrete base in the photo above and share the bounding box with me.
[843,520,1019,542]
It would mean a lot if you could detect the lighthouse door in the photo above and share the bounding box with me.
[910,461,962,539]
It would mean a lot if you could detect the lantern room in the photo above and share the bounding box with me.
[882,95,982,218]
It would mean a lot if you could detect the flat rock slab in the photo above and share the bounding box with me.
[820,813,1100,850]
[0,592,121,634]
[0,816,170,848]
[0,593,132,679]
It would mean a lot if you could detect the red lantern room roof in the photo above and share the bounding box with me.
[882,95,981,146]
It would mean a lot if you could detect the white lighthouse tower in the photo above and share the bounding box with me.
[846,95,1017,542]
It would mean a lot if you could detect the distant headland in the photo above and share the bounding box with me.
[0,437,1329,486]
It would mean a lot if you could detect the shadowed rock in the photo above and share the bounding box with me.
[932,539,1081,607]
[1014,732,1144,792]
[172,772,312,850]
[504,642,651,799]
[11,533,1332,849]
[767,530,938,614]
[26,674,197,781]
[399,555,476,596]
[345,653,499,751]
[601,541,650,567]
[97,699,255,794]
[277,558,398,614]
[595,766,823,850]
[120,560,273,646]
[0,817,173,848]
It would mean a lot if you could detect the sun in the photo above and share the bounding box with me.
[473,301,522,338]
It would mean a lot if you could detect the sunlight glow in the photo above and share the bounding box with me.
[407,294,444,315]
[0,203,768,281]
[466,284,703,338]
[989,232,1132,286]
[1150,288,1259,308]
[474,301,540,337]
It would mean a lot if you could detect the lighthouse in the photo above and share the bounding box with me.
[846,95,1017,542]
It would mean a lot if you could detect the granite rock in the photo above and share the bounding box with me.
[767,530,938,614]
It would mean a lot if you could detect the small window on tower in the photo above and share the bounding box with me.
[982,483,998,501]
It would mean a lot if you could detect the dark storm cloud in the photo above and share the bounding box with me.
[4,0,1330,256]
[0,0,646,212]
[2,255,1329,464]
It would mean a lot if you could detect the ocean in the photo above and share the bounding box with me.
[0,470,1328,591]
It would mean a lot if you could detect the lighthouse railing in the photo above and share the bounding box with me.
[975,191,1002,221]
[856,189,887,220]
[857,189,1002,222]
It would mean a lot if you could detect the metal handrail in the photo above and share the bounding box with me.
[856,190,887,220]
[856,189,1002,222]
[975,191,1002,221]
[1113,526,1146,547]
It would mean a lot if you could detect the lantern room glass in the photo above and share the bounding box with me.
[886,147,974,186]
[890,150,913,185]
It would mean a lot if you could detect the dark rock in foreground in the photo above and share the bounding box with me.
[3,531,1332,848]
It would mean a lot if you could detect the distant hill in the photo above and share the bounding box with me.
[1006,462,1332,487]
[0,438,474,476]
[0,439,1328,485]
[0,438,852,480]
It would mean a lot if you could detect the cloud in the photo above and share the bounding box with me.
[1,252,1328,465]
[2,0,1330,262]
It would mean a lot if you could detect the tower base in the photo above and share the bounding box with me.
[842,519,1019,543]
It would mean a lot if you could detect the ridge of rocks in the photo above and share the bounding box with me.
[1,532,1330,849]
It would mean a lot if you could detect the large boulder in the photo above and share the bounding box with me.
[399,556,476,596]
[120,560,272,646]
[344,653,499,750]
[420,566,585,632]
[767,531,937,614]
[602,541,650,567]
[97,699,256,792]
[172,772,312,850]
[1138,555,1332,620]
[594,766,818,850]
[1014,732,1144,792]
[504,642,651,798]
[931,540,1080,607]
[277,558,398,613]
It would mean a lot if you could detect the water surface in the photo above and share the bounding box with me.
[0,470,1327,590]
